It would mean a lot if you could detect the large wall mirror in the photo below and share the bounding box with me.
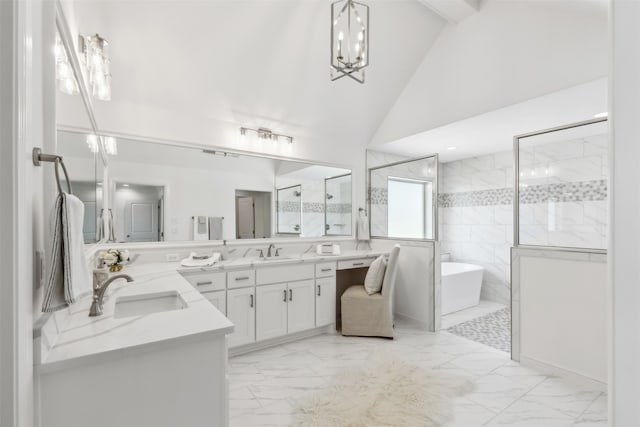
[92,136,352,243]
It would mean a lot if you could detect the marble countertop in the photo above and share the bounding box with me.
[37,249,385,374]
[177,250,387,273]
[37,262,234,374]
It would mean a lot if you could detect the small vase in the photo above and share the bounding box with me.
[109,264,123,272]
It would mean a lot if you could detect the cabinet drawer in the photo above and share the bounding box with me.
[315,262,336,278]
[181,271,225,292]
[256,264,314,285]
[337,258,374,270]
[227,269,256,289]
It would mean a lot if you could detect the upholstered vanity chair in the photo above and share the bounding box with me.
[341,245,401,338]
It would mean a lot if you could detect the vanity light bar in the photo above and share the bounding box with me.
[202,149,240,158]
[240,127,294,144]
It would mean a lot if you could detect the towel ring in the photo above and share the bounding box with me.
[33,148,73,195]
[54,158,73,194]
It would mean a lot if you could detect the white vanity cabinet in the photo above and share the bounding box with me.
[315,276,336,327]
[256,280,315,340]
[202,290,226,315]
[256,283,288,340]
[227,287,256,347]
[286,279,316,333]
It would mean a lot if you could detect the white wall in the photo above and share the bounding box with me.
[1,1,50,426]
[371,240,438,331]
[371,0,608,146]
[610,0,640,424]
[516,253,607,384]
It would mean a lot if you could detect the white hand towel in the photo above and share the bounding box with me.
[356,215,370,241]
[192,216,209,240]
[181,252,221,267]
[42,193,92,312]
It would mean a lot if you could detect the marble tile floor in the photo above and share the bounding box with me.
[229,326,607,427]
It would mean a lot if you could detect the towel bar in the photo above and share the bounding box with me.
[32,147,73,194]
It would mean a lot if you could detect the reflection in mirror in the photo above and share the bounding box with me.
[276,185,302,235]
[56,130,103,243]
[236,190,272,239]
[102,136,352,243]
[369,155,438,240]
[325,174,352,236]
[275,165,352,237]
[55,22,104,245]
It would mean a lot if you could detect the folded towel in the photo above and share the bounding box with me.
[356,215,370,241]
[181,252,221,267]
[42,193,91,312]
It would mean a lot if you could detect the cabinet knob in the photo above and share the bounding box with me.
[250,294,254,308]
[317,285,321,296]
[289,289,293,301]
[283,289,287,302]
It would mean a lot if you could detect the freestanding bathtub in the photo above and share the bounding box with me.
[441,262,484,315]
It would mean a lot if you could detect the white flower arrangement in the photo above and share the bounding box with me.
[100,249,131,271]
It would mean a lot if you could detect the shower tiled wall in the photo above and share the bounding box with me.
[439,132,608,305]
[438,151,514,304]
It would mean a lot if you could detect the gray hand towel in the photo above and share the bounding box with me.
[42,193,91,312]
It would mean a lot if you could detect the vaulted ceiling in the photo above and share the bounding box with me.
[66,0,447,149]
[61,0,609,159]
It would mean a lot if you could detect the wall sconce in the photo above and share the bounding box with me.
[79,33,111,101]
[55,32,79,95]
[240,127,294,144]
[86,134,117,156]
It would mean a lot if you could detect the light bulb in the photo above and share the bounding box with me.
[358,31,363,41]
[355,43,360,53]
[338,32,344,41]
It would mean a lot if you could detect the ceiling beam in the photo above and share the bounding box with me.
[417,0,479,24]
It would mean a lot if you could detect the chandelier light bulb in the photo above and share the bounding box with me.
[338,31,344,41]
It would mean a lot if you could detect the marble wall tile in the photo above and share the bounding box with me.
[472,169,507,191]
[462,206,494,225]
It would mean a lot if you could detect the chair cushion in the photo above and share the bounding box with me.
[364,255,387,295]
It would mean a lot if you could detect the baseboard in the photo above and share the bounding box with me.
[394,313,429,331]
[519,355,607,392]
[229,325,335,357]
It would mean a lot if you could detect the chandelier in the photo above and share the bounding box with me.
[330,0,370,84]
[79,34,112,101]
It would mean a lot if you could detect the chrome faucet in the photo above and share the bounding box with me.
[89,270,134,317]
[267,243,278,258]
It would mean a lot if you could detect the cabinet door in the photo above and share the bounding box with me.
[202,290,226,316]
[256,283,288,341]
[287,280,316,334]
[227,287,255,347]
[315,276,336,327]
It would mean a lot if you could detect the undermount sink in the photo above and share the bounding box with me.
[113,291,187,319]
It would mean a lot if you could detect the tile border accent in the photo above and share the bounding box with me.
[439,179,607,208]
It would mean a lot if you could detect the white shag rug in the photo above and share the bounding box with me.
[295,354,473,427]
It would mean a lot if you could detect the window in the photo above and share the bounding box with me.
[387,177,429,239]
